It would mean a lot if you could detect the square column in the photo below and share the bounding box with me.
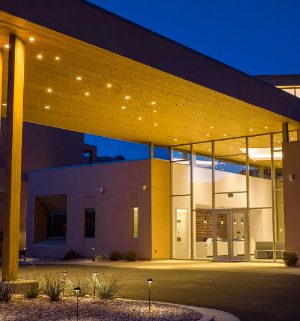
[2,35,25,281]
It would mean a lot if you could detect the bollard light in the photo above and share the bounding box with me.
[74,287,81,321]
[92,247,95,261]
[92,272,98,298]
[147,278,153,311]
[62,271,67,296]
[23,247,27,261]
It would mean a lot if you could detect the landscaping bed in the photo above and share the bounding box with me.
[0,296,203,321]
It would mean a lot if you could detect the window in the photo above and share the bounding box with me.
[131,207,138,239]
[85,208,95,238]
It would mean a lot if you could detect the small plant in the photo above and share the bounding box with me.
[124,250,137,262]
[0,280,17,303]
[95,255,108,261]
[62,249,83,260]
[94,272,122,300]
[42,274,65,301]
[109,250,122,261]
[25,281,39,299]
[283,251,298,267]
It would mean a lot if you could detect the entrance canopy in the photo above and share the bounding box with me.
[0,0,300,148]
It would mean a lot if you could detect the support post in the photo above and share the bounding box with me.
[282,123,289,143]
[2,35,25,281]
[149,143,154,159]
[0,50,3,134]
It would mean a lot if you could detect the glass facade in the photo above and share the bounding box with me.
[171,132,286,262]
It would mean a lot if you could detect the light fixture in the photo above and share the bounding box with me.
[106,83,112,88]
[233,216,237,224]
[230,147,233,150]
[151,101,156,105]
[55,56,60,61]
[210,126,214,129]
[142,185,147,191]
[138,117,142,121]
[147,278,153,312]
[125,95,130,100]
[47,88,52,93]
[153,110,157,113]
[223,133,227,137]
[29,36,35,42]
[221,219,224,225]
[206,133,210,137]
[36,54,43,60]
[204,216,207,224]
[288,174,295,182]
[85,92,90,96]
[265,126,269,129]
[174,138,178,142]
[250,128,253,132]
[241,217,244,225]
[121,106,126,110]
[44,105,50,110]
[240,147,282,161]
[4,44,9,49]
[99,187,104,193]
[76,76,82,81]
[154,123,158,127]
[2,103,7,106]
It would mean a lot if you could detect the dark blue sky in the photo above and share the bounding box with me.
[85,0,300,159]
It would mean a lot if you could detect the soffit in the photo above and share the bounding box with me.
[0,11,299,151]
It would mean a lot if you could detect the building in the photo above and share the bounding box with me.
[0,119,96,254]
[1,0,300,279]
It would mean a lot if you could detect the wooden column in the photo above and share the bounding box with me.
[2,35,25,281]
[0,50,3,134]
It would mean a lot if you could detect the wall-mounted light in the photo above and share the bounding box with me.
[142,185,147,191]
[204,216,207,224]
[288,174,295,182]
[241,217,244,225]
[99,187,105,193]
[233,216,237,224]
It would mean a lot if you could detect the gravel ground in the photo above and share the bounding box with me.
[0,296,203,321]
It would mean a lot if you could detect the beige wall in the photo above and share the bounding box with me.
[27,160,153,259]
[151,159,171,259]
[283,141,300,263]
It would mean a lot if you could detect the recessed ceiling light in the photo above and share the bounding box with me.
[47,88,52,93]
[44,105,50,110]
[29,37,35,42]
[85,92,90,96]
[138,117,142,121]
[121,106,126,110]
[223,133,227,137]
[250,128,253,132]
[125,95,130,100]
[265,126,269,129]
[107,83,112,88]
[36,54,43,60]
[4,44,9,49]
[76,76,82,81]
[206,133,210,137]
[55,56,60,61]
[153,110,157,113]
[174,138,178,142]
[151,101,156,105]
[154,123,158,127]
[208,148,211,151]
[210,126,214,129]
[230,147,233,150]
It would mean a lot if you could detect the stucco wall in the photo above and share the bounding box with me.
[151,159,171,259]
[283,141,300,263]
[27,160,153,259]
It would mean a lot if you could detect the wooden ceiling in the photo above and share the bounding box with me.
[0,11,299,152]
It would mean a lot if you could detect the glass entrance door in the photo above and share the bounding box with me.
[213,209,248,261]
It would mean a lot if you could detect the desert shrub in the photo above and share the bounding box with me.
[0,281,17,303]
[62,249,83,260]
[109,251,122,261]
[25,281,39,299]
[283,251,298,267]
[95,255,108,261]
[124,250,137,262]
[94,272,122,300]
[42,274,65,301]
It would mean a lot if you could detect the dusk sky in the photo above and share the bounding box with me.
[85,0,300,159]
